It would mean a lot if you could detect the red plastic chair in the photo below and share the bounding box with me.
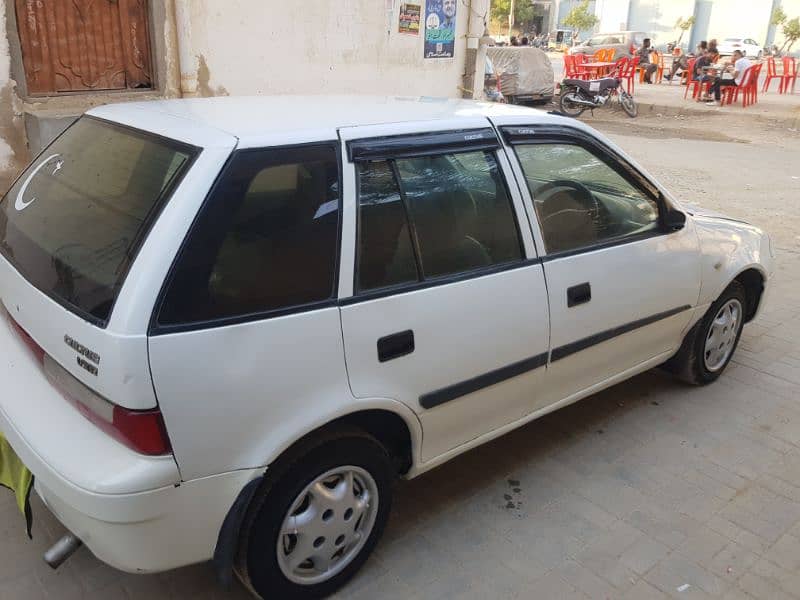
[683,58,698,98]
[762,57,781,93]
[617,56,638,94]
[564,54,589,80]
[574,54,591,79]
[721,64,758,107]
[687,66,712,100]
[781,57,797,94]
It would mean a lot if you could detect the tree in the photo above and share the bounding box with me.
[562,0,599,33]
[491,0,537,35]
[781,16,800,53]
[771,6,787,27]
[674,16,695,46]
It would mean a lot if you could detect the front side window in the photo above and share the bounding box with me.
[0,117,195,324]
[515,143,659,254]
[356,150,522,292]
[158,145,340,326]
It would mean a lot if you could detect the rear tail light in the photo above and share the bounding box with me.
[4,306,171,456]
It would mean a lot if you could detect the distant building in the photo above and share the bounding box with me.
[550,0,800,50]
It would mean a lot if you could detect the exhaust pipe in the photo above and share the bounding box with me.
[564,94,598,107]
[43,534,83,569]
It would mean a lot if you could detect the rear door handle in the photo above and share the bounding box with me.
[567,282,591,307]
[377,330,415,362]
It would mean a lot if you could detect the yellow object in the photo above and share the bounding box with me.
[0,431,34,537]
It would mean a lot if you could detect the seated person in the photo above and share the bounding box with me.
[636,38,658,83]
[666,50,689,81]
[707,39,720,64]
[693,49,715,101]
[707,49,751,106]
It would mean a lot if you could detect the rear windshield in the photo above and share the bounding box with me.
[0,117,196,325]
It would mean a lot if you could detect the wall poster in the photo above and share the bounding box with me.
[424,0,457,58]
[399,3,421,35]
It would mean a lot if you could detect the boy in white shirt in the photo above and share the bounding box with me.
[707,50,752,106]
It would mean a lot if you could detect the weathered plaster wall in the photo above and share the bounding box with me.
[186,0,473,98]
[0,0,28,194]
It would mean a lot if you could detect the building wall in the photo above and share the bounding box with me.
[595,0,629,32]
[186,0,474,99]
[0,0,27,193]
[627,0,694,46]
[705,0,772,46]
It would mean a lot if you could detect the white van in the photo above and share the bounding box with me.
[0,96,772,598]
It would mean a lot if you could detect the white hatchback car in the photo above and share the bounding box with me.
[0,96,773,598]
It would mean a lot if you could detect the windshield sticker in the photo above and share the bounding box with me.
[14,153,62,212]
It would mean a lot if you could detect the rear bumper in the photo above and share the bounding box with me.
[0,309,260,572]
[35,468,260,573]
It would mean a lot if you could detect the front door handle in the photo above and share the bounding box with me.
[567,282,591,307]
[377,330,415,362]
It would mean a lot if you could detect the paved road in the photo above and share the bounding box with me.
[2,116,800,599]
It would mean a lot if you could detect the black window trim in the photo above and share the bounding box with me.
[149,140,344,336]
[350,144,528,300]
[347,128,500,162]
[0,115,201,329]
[500,125,675,260]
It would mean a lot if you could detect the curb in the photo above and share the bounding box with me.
[633,98,800,129]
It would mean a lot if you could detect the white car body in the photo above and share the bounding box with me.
[0,96,773,576]
[717,37,762,58]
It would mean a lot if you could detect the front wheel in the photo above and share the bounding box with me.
[558,87,586,117]
[663,281,747,385]
[619,90,638,118]
[237,431,394,599]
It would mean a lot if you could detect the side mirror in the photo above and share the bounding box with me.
[664,208,686,231]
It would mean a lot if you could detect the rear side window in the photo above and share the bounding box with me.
[0,117,195,325]
[356,150,522,292]
[158,145,340,327]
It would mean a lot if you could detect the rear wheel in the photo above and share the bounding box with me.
[238,431,393,599]
[663,281,746,385]
[558,87,586,117]
[619,90,638,118]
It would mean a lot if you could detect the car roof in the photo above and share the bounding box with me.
[88,95,564,149]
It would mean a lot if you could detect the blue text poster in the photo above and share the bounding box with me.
[424,0,456,58]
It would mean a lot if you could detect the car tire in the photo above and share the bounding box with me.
[236,430,394,599]
[663,281,747,385]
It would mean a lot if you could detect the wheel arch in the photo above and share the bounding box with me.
[211,404,421,586]
[733,267,766,323]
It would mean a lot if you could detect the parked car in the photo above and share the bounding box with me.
[717,37,763,58]
[487,45,555,104]
[570,30,648,60]
[0,96,773,599]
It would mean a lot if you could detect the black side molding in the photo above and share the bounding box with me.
[551,305,692,362]
[420,352,548,409]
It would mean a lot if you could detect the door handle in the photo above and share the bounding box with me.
[567,282,591,307]
[377,330,415,362]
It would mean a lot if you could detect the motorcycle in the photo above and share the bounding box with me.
[558,72,638,118]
